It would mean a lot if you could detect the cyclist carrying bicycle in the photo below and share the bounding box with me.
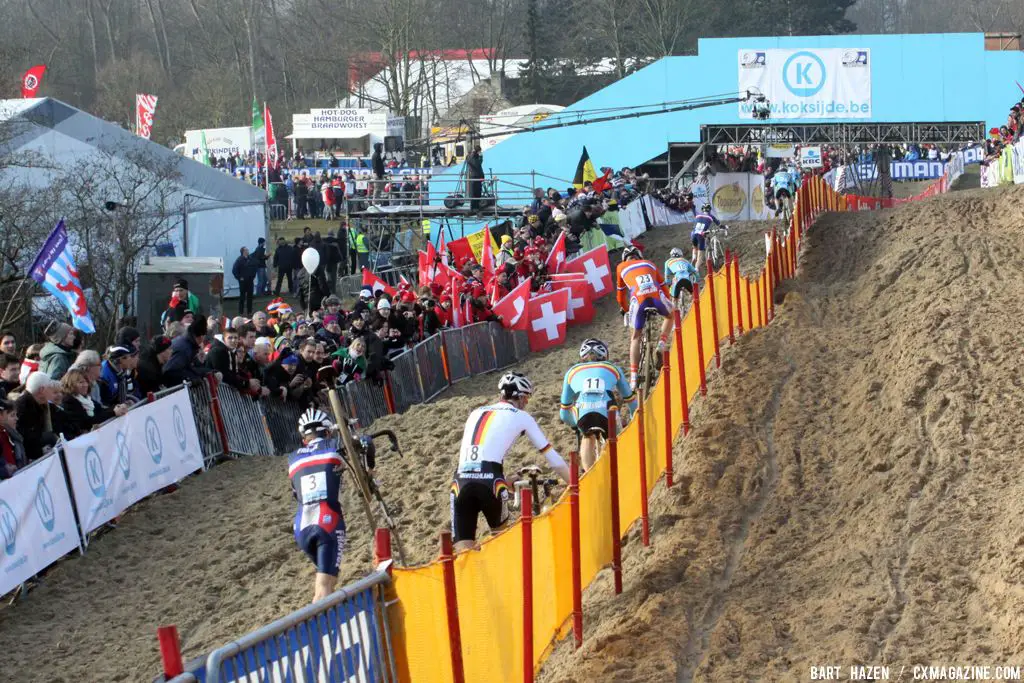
[665,247,700,303]
[691,203,722,271]
[559,339,637,470]
[289,408,347,603]
[451,372,570,552]
[615,246,675,392]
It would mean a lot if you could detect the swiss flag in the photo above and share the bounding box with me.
[546,231,567,273]
[418,249,431,288]
[492,277,532,331]
[552,278,594,325]
[447,236,475,268]
[362,268,397,297]
[437,231,449,266]
[448,271,466,327]
[564,244,613,299]
[21,64,46,98]
[526,288,570,352]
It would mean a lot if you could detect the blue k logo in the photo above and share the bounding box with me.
[0,500,17,556]
[35,478,55,532]
[782,51,826,98]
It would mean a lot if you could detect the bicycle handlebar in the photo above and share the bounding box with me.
[368,429,401,455]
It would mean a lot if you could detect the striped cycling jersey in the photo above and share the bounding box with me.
[615,260,670,311]
[559,361,638,427]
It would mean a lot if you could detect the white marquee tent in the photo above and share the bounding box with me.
[0,98,267,296]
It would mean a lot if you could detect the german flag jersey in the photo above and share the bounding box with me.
[457,402,560,473]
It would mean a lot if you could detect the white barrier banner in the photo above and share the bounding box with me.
[1012,140,1024,185]
[738,48,871,120]
[0,454,81,596]
[65,390,203,534]
[711,173,769,221]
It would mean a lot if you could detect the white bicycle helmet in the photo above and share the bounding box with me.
[701,203,712,213]
[579,338,609,361]
[621,246,642,262]
[298,408,335,436]
[669,247,684,259]
[498,372,534,399]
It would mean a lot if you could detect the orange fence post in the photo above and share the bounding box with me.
[789,227,798,277]
[760,270,769,327]
[692,283,707,396]
[662,349,673,488]
[569,451,583,649]
[383,374,398,414]
[440,532,466,683]
[607,406,623,594]
[706,260,721,368]
[724,249,735,345]
[637,391,650,547]
[439,332,452,386]
[732,252,743,336]
[373,528,393,574]
[745,274,754,331]
[157,626,184,679]
[672,309,690,435]
[205,375,231,455]
[521,491,534,683]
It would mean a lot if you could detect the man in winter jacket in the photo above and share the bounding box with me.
[137,336,172,394]
[162,317,213,385]
[99,346,142,406]
[15,372,59,462]
[39,321,77,381]
[233,247,259,316]
[272,237,296,296]
[0,398,26,479]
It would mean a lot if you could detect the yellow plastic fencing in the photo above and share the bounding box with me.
[387,175,852,683]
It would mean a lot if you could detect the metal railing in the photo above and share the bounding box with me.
[260,397,305,455]
[389,350,422,414]
[167,571,397,683]
[463,322,498,375]
[442,328,469,384]
[216,382,275,457]
[341,377,392,428]
[187,381,225,469]
[414,335,447,402]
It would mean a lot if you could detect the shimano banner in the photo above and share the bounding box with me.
[738,48,872,120]
[65,391,204,535]
[0,454,81,596]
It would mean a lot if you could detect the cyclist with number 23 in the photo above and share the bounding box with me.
[616,246,675,392]
[450,373,570,552]
[559,339,637,470]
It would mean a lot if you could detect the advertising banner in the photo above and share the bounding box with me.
[738,48,872,120]
[0,453,81,596]
[800,146,823,168]
[766,144,796,158]
[65,390,204,535]
[184,126,254,160]
[292,108,387,139]
[711,173,769,221]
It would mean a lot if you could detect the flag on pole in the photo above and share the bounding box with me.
[200,131,210,166]
[573,146,597,188]
[21,64,46,98]
[264,103,278,168]
[135,94,158,139]
[29,219,94,333]
[252,96,265,142]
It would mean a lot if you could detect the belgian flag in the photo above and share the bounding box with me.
[573,146,597,189]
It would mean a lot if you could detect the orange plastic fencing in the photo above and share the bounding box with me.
[386,172,947,683]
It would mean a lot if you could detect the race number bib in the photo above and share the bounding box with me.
[301,471,328,504]
[635,273,657,295]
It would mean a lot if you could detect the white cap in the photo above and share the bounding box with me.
[377,298,392,310]
[254,336,273,348]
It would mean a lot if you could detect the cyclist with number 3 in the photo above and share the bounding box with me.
[450,373,570,552]
[559,339,637,470]
[615,246,675,392]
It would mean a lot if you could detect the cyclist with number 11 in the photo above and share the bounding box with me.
[559,339,637,470]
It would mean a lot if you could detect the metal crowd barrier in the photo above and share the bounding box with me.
[389,350,422,414]
[167,571,397,683]
[513,329,531,361]
[216,382,275,456]
[341,378,391,428]
[150,384,186,401]
[490,323,518,369]
[463,322,497,375]
[442,328,469,383]
[260,397,305,455]
[414,335,447,401]
[187,380,225,468]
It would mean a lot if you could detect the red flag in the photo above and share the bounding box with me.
[552,278,594,325]
[264,103,279,169]
[362,268,397,297]
[447,236,475,268]
[547,272,587,283]
[492,277,532,330]
[546,231,567,273]
[437,231,449,266]
[399,273,411,287]
[526,288,570,352]
[564,244,613,299]
[135,94,158,139]
[448,271,466,327]
[481,230,496,286]
[21,65,46,98]
[418,250,431,288]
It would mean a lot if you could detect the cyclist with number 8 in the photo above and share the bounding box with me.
[450,373,570,552]
[615,246,675,392]
[559,339,637,470]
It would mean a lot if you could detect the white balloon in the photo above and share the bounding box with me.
[301,247,320,274]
